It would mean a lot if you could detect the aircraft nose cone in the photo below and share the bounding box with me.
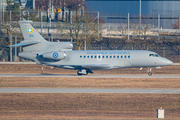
[167,60,173,65]
[159,58,173,66]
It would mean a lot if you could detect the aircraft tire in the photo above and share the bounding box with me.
[77,72,82,76]
[77,70,88,75]
[148,72,152,76]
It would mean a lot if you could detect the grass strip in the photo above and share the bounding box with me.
[0,77,180,89]
[0,93,180,119]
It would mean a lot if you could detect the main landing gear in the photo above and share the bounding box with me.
[147,67,152,76]
[77,69,93,75]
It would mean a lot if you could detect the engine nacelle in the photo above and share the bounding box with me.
[42,51,66,60]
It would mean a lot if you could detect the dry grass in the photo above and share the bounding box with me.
[0,77,180,89]
[1,64,180,119]
[0,93,180,119]
[0,64,180,75]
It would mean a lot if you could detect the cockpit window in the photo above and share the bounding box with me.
[149,54,160,57]
[155,54,159,57]
[149,54,154,57]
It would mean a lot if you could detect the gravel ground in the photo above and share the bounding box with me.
[0,93,180,119]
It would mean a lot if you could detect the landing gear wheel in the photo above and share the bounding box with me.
[77,72,82,76]
[147,67,152,76]
[148,72,152,76]
[77,69,88,75]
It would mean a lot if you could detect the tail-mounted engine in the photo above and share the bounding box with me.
[41,51,66,60]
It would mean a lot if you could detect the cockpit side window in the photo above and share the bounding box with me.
[155,54,159,57]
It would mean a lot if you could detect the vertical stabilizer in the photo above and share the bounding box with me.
[19,20,46,42]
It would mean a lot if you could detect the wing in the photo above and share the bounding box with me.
[59,64,112,70]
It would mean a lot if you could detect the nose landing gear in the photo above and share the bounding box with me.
[148,72,152,76]
[147,67,152,76]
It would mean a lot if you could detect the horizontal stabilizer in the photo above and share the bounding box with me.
[9,41,40,47]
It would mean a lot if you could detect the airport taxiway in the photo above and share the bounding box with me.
[1,74,180,94]
[0,74,180,78]
[0,88,180,93]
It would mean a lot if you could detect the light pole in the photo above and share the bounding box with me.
[139,0,141,38]
[1,0,4,23]
[19,5,22,20]
[128,13,129,40]
[49,0,51,27]
[0,0,2,24]
[97,12,99,39]
[2,0,4,23]
[48,0,51,41]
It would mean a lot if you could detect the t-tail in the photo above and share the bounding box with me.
[9,20,73,62]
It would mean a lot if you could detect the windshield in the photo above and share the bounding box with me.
[149,54,160,57]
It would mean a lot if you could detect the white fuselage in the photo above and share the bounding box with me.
[24,50,173,70]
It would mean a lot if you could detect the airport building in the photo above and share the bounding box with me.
[85,0,180,28]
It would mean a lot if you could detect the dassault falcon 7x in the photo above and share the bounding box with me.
[10,20,173,76]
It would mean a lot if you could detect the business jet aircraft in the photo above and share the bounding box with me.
[10,20,173,76]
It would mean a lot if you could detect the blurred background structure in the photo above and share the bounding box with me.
[86,0,180,28]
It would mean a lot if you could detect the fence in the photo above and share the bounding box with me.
[1,10,180,37]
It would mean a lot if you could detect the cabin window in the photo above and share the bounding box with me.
[91,56,93,58]
[106,56,108,58]
[84,56,86,58]
[98,55,101,58]
[121,56,123,58]
[113,55,115,58]
[128,56,130,58]
[117,56,119,58]
[102,56,104,58]
[124,56,126,58]
[95,56,97,58]
[110,56,112,58]
[87,56,89,58]
[80,56,82,58]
